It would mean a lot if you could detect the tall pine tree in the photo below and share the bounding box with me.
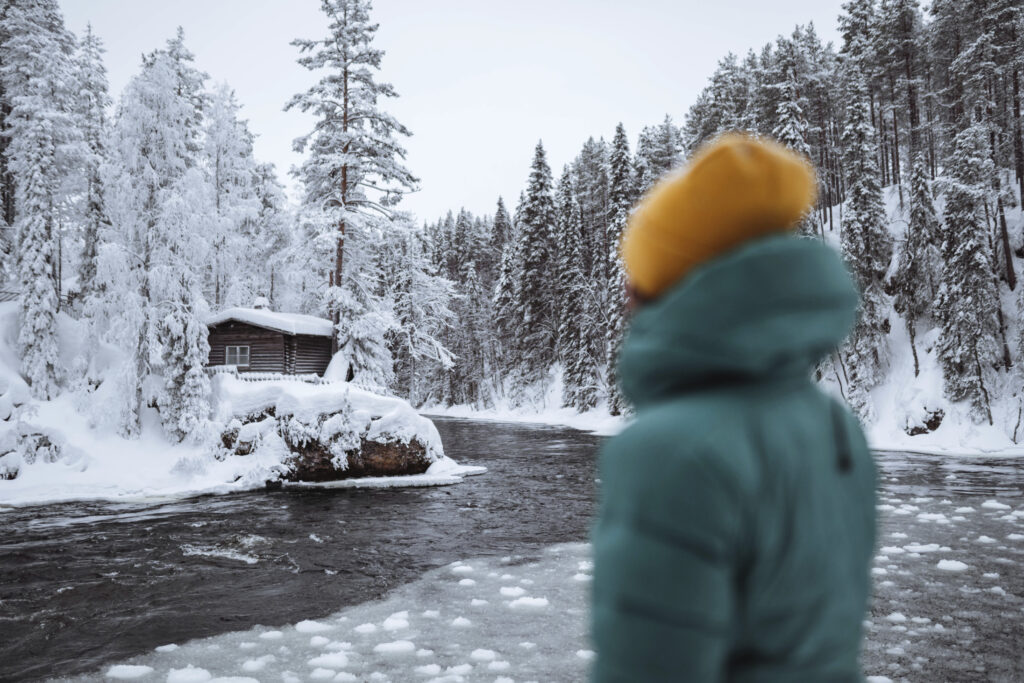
[605,123,634,416]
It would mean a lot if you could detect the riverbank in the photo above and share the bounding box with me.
[423,403,626,437]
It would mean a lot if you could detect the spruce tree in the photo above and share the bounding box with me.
[937,124,1001,424]
[204,84,260,308]
[606,123,634,416]
[0,0,81,399]
[100,50,211,438]
[74,24,111,304]
[490,196,512,271]
[555,167,598,410]
[840,72,894,420]
[893,154,942,376]
[772,53,818,236]
[509,142,557,405]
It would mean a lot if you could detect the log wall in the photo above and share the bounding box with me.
[207,322,332,376]
[207,322,286,374]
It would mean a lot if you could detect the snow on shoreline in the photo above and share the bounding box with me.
[428,403,1024,458]
[87,544,596,683]
[0,373,484,509]
[423,403,627,438]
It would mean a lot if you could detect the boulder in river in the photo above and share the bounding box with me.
[212,375,444,483]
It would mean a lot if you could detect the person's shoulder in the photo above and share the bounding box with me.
[600,398,750,494]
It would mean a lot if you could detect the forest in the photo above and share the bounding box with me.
[1,0,1023,448]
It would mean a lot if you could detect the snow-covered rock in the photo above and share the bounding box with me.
[212,375,453,484]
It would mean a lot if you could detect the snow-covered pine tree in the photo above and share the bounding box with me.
[571,137,612,378]
[635,115,682,194]
[492,217,521,382]
[157,271,211,443]
[382,220,454,405]
[0,0,81,399]
[505,142,558,405]
[491,197,512,260]
[936,123,1002,425]
[839,71,894,420]
[204,83,261,308]
[555,167,598,410]
[772,54,819,237]
[100,49,211,438]
[74,24,111,304]
[893,154,942,376]
[605,123,634,416]
[251,162,294,308]
[287,0,417,384]
[145,27,208,161]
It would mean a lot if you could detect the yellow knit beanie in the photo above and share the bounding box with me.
[621,133,818,299]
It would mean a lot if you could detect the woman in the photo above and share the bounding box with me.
[591,134,877,682]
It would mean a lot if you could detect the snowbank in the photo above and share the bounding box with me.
[426,402,626,438]
[0,302,482,508]
[423,369,628,438]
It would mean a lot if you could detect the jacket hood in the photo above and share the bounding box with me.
[619,235,859,408]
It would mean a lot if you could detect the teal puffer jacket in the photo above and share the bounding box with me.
[591,235,877,682]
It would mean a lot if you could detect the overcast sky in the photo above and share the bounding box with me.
[62,0,846,221]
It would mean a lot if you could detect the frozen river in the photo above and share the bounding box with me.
[1,418,1023,681]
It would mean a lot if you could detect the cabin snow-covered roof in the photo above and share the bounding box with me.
[206,307,335,337]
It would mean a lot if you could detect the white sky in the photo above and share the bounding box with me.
[62,0,845,221]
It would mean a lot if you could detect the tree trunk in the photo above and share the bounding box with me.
[907,317,920,378]
[998,196,1016,290]
[1014,65,1024,204]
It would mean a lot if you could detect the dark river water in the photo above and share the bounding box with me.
[0,418,601,681]
[2,419,1023,681]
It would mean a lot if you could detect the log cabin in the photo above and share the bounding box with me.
[206,301,334,376]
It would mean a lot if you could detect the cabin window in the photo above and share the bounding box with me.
[226,345,250,367]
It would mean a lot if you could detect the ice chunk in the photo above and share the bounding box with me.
[167,666,213,683]
[296,620,333,633]
[576,650,596,660]
[937,559,968,571]
[258,630,283,640]
[451,616,472,628]
[508,596,549,609]
[105,665,154,679]
[415,664,441,675]
[458,578,477,587]
[309,651,349,668]
[373,640,416,655]
[354,623,378,634]
[155,644,179,653]
[241,655,275,672]
[499,586,525,598]
[383,611,409,631]
[309,668,335,680]
[470,649,497,661]
[885,613,907,622]
[981,500,1010,510]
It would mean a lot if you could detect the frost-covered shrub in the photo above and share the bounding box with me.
[0,451,21,480]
